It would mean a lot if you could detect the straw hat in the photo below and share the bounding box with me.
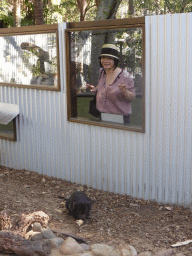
[99,44,119,60]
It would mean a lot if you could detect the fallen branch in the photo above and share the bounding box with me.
[0,230,51,256]
[52,228,88,244]
[171,239,192,247]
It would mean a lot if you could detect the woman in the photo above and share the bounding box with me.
[87,44,135,124]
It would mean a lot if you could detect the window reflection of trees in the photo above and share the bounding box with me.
[0,33,58,87]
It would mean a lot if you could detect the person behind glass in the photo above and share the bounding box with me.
[87,44,136,124]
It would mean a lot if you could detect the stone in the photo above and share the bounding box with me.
[0,254,17,256]
[175,254,185,256]
[117,243,137,256]
[31,231,43,241]
[59,237,84,255]
[41,227,56,239]
[50,248,63,256]
[90,244,121,256]
[31,222,42,232]
[138,253,152,256]
[79,253,94,256]
[155,249,175,256]
[80,243,90,251]
[48,237,65,249]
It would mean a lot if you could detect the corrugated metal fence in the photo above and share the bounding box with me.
[0,13,192,207]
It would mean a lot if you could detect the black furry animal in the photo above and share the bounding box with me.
[65,191,91,220]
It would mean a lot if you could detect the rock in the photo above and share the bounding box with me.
[41,227,56,239]
[59,237,84,255]
[0,254,17,256]
[79,252,94,256]
[31,231,43,241]
[90,244,121,256]
[31,222,42,232]
[76,219,84,226]
[50,248,63,256]
[155,249,175,256]
[117,243,137,256]
[80,243,90,251]
[48,237,65,248]
[175,254,185,256]
[138,253,152,256]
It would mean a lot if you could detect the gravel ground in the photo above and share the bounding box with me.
[0,165,192,255]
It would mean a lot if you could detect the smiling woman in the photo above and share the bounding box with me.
[66,17,145,132]
[90,44,136,125]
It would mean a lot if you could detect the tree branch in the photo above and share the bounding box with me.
[180,0,191,13]
[164,0,176,13]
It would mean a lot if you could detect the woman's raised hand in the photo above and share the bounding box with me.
[119,81,135,101]
[118,82,126,92]
[86,84,96,92]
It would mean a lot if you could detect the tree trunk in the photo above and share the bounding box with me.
[96,0,121,20]
[33,0,45,25]
[13,0,21,27]
[129,0,134,16]
[77,0,88,21]
[89,0,122,85]
[95,0,100,8]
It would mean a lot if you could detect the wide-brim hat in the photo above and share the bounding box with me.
[99,44,119,60]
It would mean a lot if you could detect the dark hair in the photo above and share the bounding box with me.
[99,57,119,69]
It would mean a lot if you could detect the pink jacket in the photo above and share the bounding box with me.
[96,68,135,115]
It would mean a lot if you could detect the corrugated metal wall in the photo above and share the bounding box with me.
[145,13,192,206]
[0,13,192,206]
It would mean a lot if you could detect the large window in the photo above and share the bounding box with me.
[0,24,60,91]
[66,18,145,132]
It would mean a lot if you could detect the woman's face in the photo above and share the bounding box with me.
[100,56,115,70]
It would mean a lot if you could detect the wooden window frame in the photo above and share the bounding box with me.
[0,24,60,91]
[65,17,145,132]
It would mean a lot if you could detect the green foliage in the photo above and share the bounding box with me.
[133,0,192,15]
[166,0,192,13]
[21,0,35,26]
[0,0,14,27]
[116,28,142,74]
[185,2,192,13]
[58,0,97,22]
[0,0,192,27]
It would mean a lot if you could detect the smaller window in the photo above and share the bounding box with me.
[0,102,19,141]
[0,119,17,141]
[0,24,60,91]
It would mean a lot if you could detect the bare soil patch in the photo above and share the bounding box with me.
[0,165,192,255]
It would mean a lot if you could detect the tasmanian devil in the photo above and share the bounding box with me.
[65,191,91,220]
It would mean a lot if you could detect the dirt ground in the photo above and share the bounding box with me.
[0,165,192,255]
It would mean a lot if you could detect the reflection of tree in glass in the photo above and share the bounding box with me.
[116,28,142,75]
[20,42,49,74]
[20,42,57,86]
